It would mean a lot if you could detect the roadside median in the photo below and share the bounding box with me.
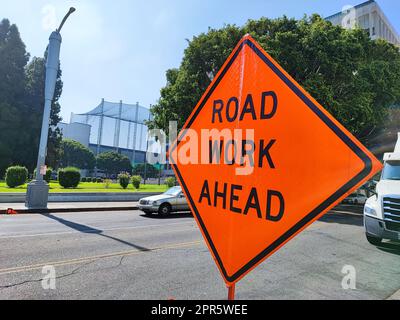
[0,191,164,214]
[0,201,140,214]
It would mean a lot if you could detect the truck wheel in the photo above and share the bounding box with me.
[158,203,171,216]
[366,234,382,246]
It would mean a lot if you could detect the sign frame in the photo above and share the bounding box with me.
[171,34,379,285]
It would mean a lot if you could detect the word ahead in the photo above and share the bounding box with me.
[199,180,285,222]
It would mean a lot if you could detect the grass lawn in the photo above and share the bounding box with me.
[0,181,168,193]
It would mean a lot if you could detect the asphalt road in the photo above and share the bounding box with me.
[0,207,399,300]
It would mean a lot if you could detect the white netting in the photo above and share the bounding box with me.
[71,100,152,152]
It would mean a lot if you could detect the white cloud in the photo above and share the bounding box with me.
[41,4,57,31]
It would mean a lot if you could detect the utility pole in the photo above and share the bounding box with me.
[26,8,76,209]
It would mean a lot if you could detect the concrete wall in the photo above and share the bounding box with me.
[0,192,162,203]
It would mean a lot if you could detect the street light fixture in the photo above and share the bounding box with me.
[26,7,76,209]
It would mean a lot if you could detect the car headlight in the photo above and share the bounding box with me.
[364,206,376,216]
[152,201,159,205]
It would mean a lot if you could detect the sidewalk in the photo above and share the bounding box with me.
[0,201,139,214]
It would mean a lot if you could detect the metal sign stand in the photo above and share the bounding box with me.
[227,284,236,300]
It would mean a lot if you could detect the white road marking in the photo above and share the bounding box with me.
[0,221,195,239]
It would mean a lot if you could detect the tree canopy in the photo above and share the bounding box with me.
[132,163,159,178]
[25,54,63,169]
[59,139,96,170]
[0,19,29,175]
[96,152,132,176]
[148,15,400,146]
[0,18,63,175]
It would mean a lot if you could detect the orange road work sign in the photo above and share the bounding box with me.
[170,34,382,285]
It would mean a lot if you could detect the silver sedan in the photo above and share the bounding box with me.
[138,186,190,216]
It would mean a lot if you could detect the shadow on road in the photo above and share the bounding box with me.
[376,241,400,256]
[319,211,363,227]
[41,214,151,252]
[140,212,194,220]
[334,204,364,214]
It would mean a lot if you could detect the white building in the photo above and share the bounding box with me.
[325,0,400,46]
[58,99,153,165]
[57,122,91,147]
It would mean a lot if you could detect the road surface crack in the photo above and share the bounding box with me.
[0,260,95,290]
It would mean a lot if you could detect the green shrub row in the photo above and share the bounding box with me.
[4,165,178,190]
[81,177,104,183]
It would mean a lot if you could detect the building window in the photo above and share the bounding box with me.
[372,27,376,36]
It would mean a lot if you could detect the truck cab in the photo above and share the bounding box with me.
[364,133,400,245]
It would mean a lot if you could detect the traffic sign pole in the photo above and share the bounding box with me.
[227,284,235,300]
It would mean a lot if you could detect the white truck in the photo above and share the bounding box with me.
[364,133,400,245]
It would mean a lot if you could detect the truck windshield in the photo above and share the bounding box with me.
[382,161,400,181]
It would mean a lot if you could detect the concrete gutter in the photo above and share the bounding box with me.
[0,201,141,214]
[0,192,162,203]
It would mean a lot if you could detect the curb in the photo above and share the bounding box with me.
[0,206,139,215]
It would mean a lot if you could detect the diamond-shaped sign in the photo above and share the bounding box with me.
[170,35,382,285]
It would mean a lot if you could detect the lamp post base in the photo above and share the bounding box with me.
[25,180,49,209]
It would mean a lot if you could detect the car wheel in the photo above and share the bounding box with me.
[366,233,382,246]
[158,203,172,216]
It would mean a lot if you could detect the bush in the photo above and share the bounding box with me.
[118,173,130,189]
[5,166,28,188]
[33,167,53,183]
[104,179,112,189]
[97,178,103,183]
[131,175,141,189]
[58,167,81,189]
[91,177,97,183]
[165,177,176,188]
[81,177,87,182]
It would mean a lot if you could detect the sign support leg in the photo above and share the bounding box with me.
[227,284,236,300]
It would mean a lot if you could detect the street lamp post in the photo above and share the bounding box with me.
[26,7,76,209]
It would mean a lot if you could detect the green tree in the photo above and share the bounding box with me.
[0,19,29,175]
[24,54,63,169]
[0,19,64,175]
[132,163,159,179]
[96,152,132,176]
[148,15,400,145]
[59,139,96,170]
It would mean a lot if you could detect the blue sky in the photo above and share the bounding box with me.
[3,0,400,122]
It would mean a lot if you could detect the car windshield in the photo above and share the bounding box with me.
[382,161,400,181]
[164,187,182,196]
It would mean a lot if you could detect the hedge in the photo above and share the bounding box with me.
[5,166,28,188]
[165,177,176,188]
[118,173,130,189]
[58,167,81,188]
[131,175,141,189]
